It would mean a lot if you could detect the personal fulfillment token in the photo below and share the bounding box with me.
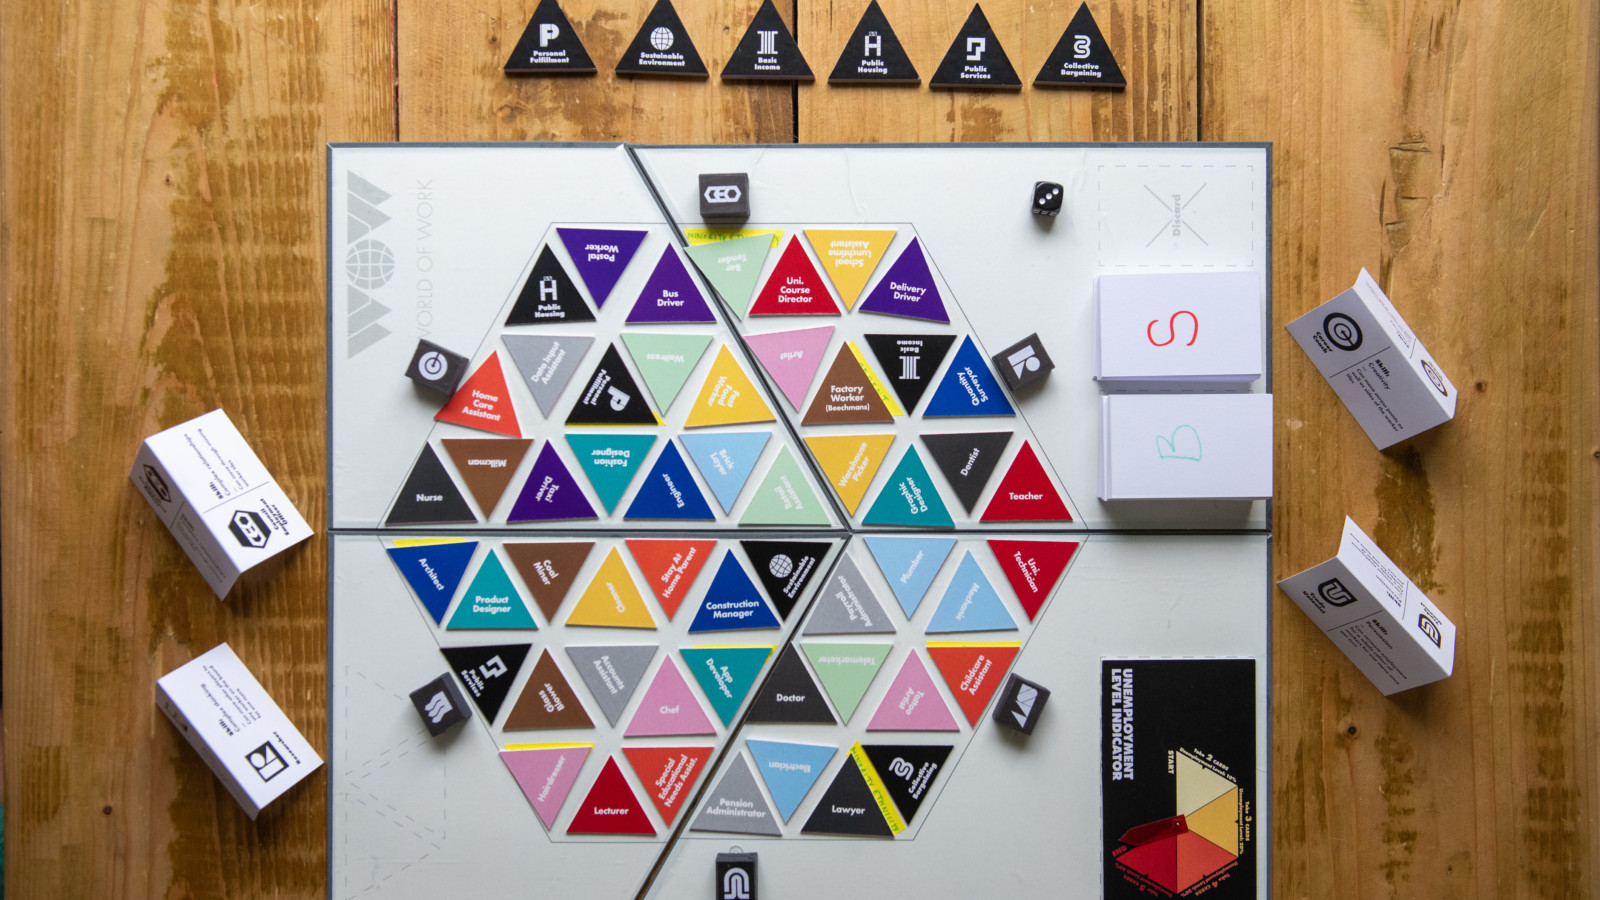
[503,0,597,74]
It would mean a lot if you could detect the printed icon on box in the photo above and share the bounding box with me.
[1422,359,1449,397]
[651,26,674,50]
[229,509,270,549]
[1317,578,1357,607]
[864,30,881,57]
[247,741,288,782]
[1322,311,1363,351]
[538,23,559,47]
[1155,425,1202,461]
[424,691,453,724]
[143,464,172,504]
[1147,310,1199,347]
[966,37,985,60]
[1010,681,1040,728]
[1073,34,1092,58]
[1418,612,1443,647]
[723,867,751,900]
[480,655,509,679]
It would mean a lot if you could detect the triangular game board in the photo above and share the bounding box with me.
[923,336,1016,418]
[741,539,828,620]
[441,643,532,722]
[801,756,895,837]
[386,444,477,525]
[863,445,955,528]
[681,645,774,725]
[744,325,834,410]
[387,539,477,623]
[620,332,713,412]
[828,1,919,84]
[624,745,713,825]
[625,538,716,619]
[925,551,1017,634]
[922,431,1011,513]
[980,441,1072,522]
[864,333,957,414]
[566,433,656,514]
[688,551,781,632]
[503,334,594,418]
[739,446,832,526]
[566,547,656,629]
[802,346,895,425]
[749,236,840,316]
[625,440,716,521]
[929,4,1021,90]
[504,648,594,730]
[690,754,782,836]
[987,539,1079,620]
[863,536,957,618]
[627,246,716,323]
[435,353,523,437]
[501,744,592,830]
[615,0,709,78]
[722,0,813,81]
[747,739,837,822]
[566,343,659,426]
[442,437,532,516]
[567,756,656,835]
[804,229,896,309]
[680,431,770,514]
[507,442,599,522]
[805,433,896,515]
[555,227,647,306]
[566,644,658,726]
[745,644,836,723]
[1035,2,1126,88]
[861,744,952,822]
[503,0,596,74]
[857,238,949,323]
[684,233,771,318]
[446,548,540,629]
[625,657,717,736]
[803,554,896,635]
[867,652,960,731]
[803,641,892,723]
[503,541,593,620]
[927,642,1021,725]
[505,245,593,324]
[684,345,776,427]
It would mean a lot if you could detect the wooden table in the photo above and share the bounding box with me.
[3,1,1595,896]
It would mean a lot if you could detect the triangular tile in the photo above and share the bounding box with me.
[565,343,659,425]
[802,641,892,723]
[804,229,895,309]
[804,554,896,635]
[689,754,782,836]
[863,445,955,528]
[683,345,776,427]
[861,743,952,822]
[680,431,771,514]
[440,643,532,722]
[503,541,593,621]
[615,0,709,78]
[925,551,1017,634]
[688,551,781,632]
[987,539,1079,620]
[744,325,835,410]
[802,345,895,425]
[623,745,713,825]
[504,648,594,730]
[386,444,478,525]
[857,238,949,323]
[434,352,523,437]
[566,433,656,513]
[863,536,956,618]
[747,739,837,822]
[624,657,717,736]
[503,0,597,74]
[504,245,593,324]
[800,756,895,836]
[500,743,592,830]
[929,3,1021,90]
[828,0,919,83]
[446,549,540,629]
[722,0,813,81]
[627,245,716,323]
[866,652,960,731]
[927,641,1021,725]
[923,336,1016,418]
[749,236,840,316]
[566,547,656,629]
[387,539,477,623]
[739,446,832,526]
[555,227,648,306]
[922,431,1011,513]
[980,441,1072,521]
[681,645,774,726]
[503,334,594,418]
[624,440,716,521]
[625,538,716,619]
[621,332,713,412]
[805,433,895,515]
[441,437,532,516]
[566,644,658,726]
[684,233,772,318]
[740,540,828,620]
[1035,2,1126,88]
[746,645,836,723]
[864,333,957,415]
[567,756,655,835]
[507,442,599,522]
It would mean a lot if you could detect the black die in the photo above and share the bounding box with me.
[1032,181,1064,217]
[405,339,469,397]
[699,173,751,220]
[992,672,1051,735]
[992,333,1056,390]
[409,673,472,736]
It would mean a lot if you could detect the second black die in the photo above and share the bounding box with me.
[410,672,472,736]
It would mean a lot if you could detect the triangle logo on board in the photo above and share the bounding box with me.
[987,539,1079,620]
[627,246,716,323]
[680,431,770,514]
[1035,2,1126,88]
[804,554,896,635]
[741,540,828,620]
[625,538,716,619]
[504,245,593,325]
[929,3,1022,90]
[555,227,648,306]
[866,652,961,732]
[566,547,656,629]
[387,539,477,623]
[722,0,813,82]
[503,648,595,730]
[501,744,591,830]
[440,643,532,722]
[828,1,919,84]
[804,230,895,310]
[567,756,656,835]
[503,541,593,621]
[684,233,772,318]
[745,325,835,411]
[503,334,594,419]
[863,536,957,618]
[623,745,713,825]
[566,644,657,726]
[980,441,1072,522]
[446,549,540,630]
[805,433,896,515]
[688,552,781,632]
[748,236,841,316]
[745,644,837,723]
[684,346,776,428]
[680,645,774,726]
[857,238,949,323]
[620,332,713,413]
[922,336,1015,418]
[434,353,523,438]
[507,443,598,522]
[615,0,709,79]
[386,444,478,525]
[739,446,832,526]
[566,433,656,514]
[861,743,952,822]
[922,431,1012,513]
[802,346,895,425]
[689,754,782,836]
[802,641,892,723]
[927,642,1021,725]
[925,550,1017,634]
[862,445,955,528]
[747,739,837,822]
[503,0,597,74]
[801,756,895,837]
[625,441,716,521]
[624,657,717,737]
[441,437,532,517]
[565,343,659,426]
[864,333,957,415]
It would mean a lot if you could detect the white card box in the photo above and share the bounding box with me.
[156,643,324,818]
[1093,271,1263,383]
[130,409,314,598]
[1099,393,1273,500]
[1285,268,1457,449]
[1276,517,1456,695]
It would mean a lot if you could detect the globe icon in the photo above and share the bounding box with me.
[649,26,674,50]
[345,239,395,290]
[768,554,794,578]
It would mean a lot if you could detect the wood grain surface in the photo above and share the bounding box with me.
[3,0,1596,897]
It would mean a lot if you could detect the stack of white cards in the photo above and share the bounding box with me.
[1094,272,1263,383]
[1099,393,1273,500]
